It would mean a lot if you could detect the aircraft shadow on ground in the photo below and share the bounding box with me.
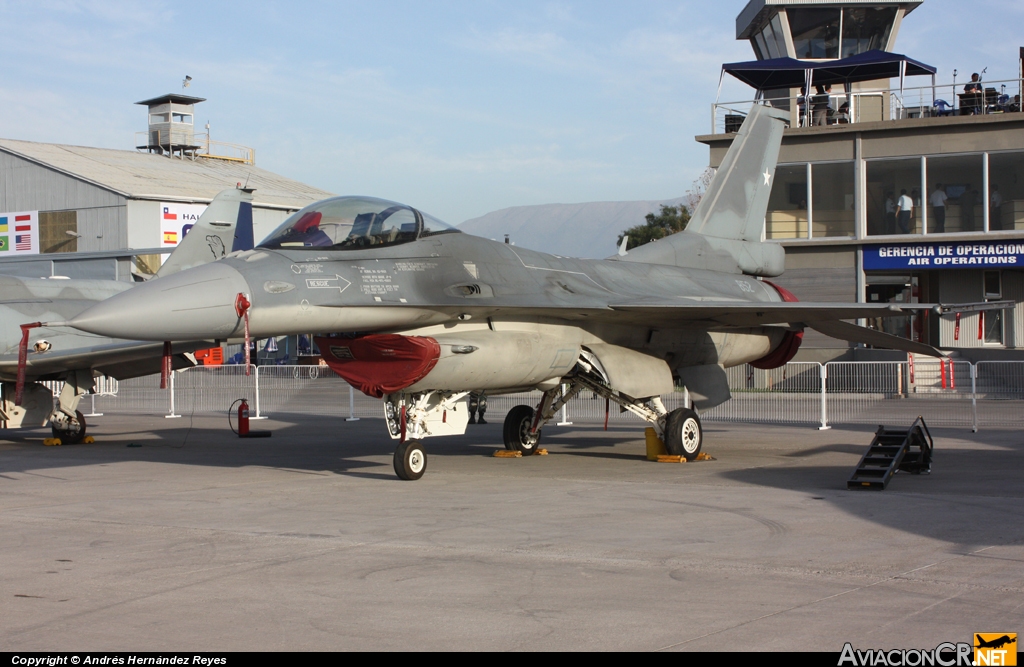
[4,416,1023,547]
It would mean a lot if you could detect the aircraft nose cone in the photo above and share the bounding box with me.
[70,262,251,340]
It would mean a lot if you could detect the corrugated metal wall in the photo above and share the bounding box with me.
[0,150,127,252]
[253,207,295,246]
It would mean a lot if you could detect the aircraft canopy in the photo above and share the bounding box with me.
[259,196,459,251]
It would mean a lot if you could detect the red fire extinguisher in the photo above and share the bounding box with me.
[238,398,251,436]
[230,398,271,439]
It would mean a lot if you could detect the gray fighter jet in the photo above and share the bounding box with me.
[1,187,255,442]
[66,107,945,477]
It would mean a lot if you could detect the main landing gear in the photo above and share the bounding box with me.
[381,361,704,481]
[505,361,703,462]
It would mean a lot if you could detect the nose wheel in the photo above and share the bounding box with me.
[51,410,87,445]
[394,440,427,480]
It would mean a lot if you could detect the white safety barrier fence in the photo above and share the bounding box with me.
[70,361,1024,431]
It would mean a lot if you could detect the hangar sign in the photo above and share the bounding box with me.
[864,241,1024,270]
[159,202,208,249]
[0,210,39,255]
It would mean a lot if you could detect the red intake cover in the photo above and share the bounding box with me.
[315,334,441,398]
[749,281,804,370]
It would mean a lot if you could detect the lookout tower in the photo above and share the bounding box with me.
[135,94,206,159]
[736,0,922,62]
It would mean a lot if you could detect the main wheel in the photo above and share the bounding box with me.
[664,408,702,460]
[394,440,427,480]
[503,405,541,455]
[51,410,87,445]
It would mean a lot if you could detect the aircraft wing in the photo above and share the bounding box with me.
[0,339,209,382]
[605,301,924,327]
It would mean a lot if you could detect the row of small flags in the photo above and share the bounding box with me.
[0,214,33,252]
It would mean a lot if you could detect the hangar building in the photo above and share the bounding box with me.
[0,93,333,281]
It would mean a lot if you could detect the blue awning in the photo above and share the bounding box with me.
[721,50,936,92]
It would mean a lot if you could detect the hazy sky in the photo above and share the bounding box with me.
[1,1,1021,224]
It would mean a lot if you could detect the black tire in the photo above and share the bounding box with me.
[503,405,541,455]
[394,440,427,480]
[52,410,87,445]
[664,408,702,460]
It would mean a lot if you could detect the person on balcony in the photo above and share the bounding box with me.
[962,74,983,115]
[812,85,833,126]
[896,189,914,234]
[930,183,948,233]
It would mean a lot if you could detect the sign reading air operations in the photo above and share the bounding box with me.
[0,211,40,255]
[159,202,208,249]
[864,242,1024,270]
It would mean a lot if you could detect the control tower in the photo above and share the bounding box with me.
[135,94,206,159]
[736,0,922,62]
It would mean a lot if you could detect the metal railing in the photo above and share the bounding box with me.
[64,360,1024,432]
[712,78,1022,134]
[134,131,256,165]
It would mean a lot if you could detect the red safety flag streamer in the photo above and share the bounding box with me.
[954,312,961,341]
[908,353,915,384]
[950,362,956,390]
[978,311,985,341]
[940,359,948,390]
[235,293,252,376]
[160,341,172,389]
[15,322,42,406]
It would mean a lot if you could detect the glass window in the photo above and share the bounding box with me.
[172,113,193,124]
[987,152,1024,231]
[926,154,984,233]
[788,8,840,59]
[769,13,788,57]
[259,196,459,251]
[841,8,897,58]
[867,159,922,236]
[765,164,808,239]
[812,162,855,237]
[149,113,169,124]
[760,24,781,59]
[750,36,766,60]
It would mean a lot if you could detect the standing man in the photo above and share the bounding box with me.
[961,185,977,231]
[896,189,914,234]
[991,184,1003,231]
[468,391,488,425]
[930,183,948,233]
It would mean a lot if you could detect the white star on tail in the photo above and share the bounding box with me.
[763,170,772,185]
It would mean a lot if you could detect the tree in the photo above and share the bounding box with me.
[685,167,716,213]
[617,204,690,250]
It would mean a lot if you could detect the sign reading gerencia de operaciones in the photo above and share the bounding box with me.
[864,241,1024,270]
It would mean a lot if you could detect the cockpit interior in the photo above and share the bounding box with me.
[259,196,460,250]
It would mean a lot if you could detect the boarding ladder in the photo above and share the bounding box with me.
[847,417,933,490]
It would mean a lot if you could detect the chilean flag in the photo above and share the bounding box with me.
[163,207,177,220]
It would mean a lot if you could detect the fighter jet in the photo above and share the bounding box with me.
[1,187,255,443]
[66,107,947,477]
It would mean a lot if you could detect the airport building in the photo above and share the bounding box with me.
[0,94,333,281]
[704,0,1024,359]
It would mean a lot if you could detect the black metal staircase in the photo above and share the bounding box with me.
[848,417,933,490]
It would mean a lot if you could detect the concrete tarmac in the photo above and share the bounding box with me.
[1,413,1022,651]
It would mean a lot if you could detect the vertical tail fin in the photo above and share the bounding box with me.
[156,188,255,279]
[622,105,789,276]
[686,105,788,241]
